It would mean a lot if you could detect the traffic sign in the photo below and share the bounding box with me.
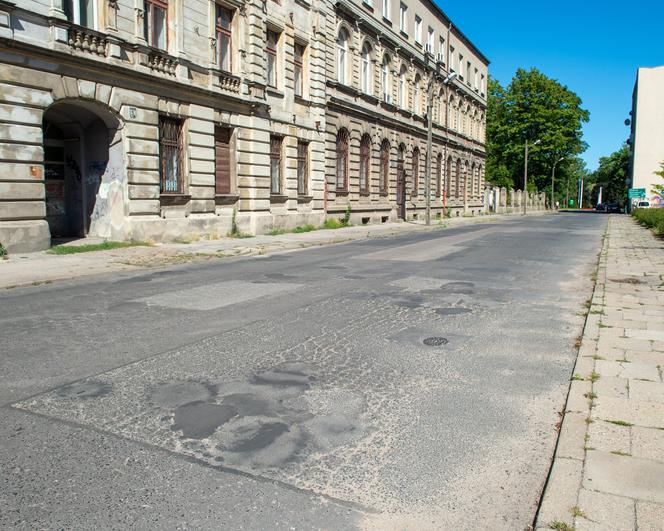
[628,188,646,198]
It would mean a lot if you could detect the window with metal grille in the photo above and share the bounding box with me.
[436,153,442,196]
[270,135,282,194]
[359,134,371,194]
[144,0,168,50]
[455,158,461,198]
[446,156,452,198]
[412,147,419,195]
[294,43,305,97]
[336,129,349,191]
[216,4,233,72]
[380,139,390,194]
[159,116,183,194]
[267,30,278,87]
[297,140,308,195]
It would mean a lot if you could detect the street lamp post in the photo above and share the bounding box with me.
[551,156,564,210]
[425,66,457,225]
[523,139,541,215]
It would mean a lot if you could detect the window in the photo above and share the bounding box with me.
[426,27,434,53]
[382,55,392,103]
[382,0,390,20]
[399,65,407,108]
[294,43,305,97]
[413,74,420,114]
[361,42,372,95]
[337,29,350,85]
[474,67,479,91]
[446,156,452,198]
[436,153,443,196]
[297,140,308,195]
[216,4,233,72]
[455,158,461,198]
[266,30,279,87]
[336,129,349,191]
[380,139,390,194]
[411,147,419,195]
[459,54,464,79]
[65,0,97,28]
[270,135,282,194]
[159,116,183,194]
[144,0,167,50]
[450,46,455,71]
[438,36,445,62]
[414,16,422,44]
[481,74,486,96]
[399,3,407,33]
[467,61,471,85]
[214,127,232,194]
[359,134,371,194]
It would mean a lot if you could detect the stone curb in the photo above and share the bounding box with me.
[535,216,664,531]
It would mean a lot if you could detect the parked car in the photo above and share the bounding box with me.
[605,202,622,213]
[636,201,651,209]
[595,203,606,211]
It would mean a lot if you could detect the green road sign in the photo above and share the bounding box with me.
[628,188,646,198]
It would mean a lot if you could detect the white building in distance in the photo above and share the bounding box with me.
[629,65,664,207]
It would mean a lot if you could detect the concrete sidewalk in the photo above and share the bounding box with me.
[0,211,549,289]
[536,215,664,530]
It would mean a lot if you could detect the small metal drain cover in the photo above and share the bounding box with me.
[436,307,472,315]
[423,337,449,346]
[56,380,112,399]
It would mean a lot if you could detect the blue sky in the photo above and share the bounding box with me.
[437,1,664,171]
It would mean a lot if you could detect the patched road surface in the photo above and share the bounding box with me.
[1,214,607,529]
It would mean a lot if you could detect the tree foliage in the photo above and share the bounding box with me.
[590,144,630,204]
[486,68,590,192]
[653,163,664,201]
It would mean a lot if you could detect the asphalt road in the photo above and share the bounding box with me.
[0,213,608,530]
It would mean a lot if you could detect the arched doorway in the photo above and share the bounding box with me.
[43,100,123,239]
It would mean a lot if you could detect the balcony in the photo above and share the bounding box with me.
[68,26,108,57]
[148,50,178,76]
[219,71,241,93]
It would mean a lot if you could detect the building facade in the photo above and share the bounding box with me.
[0,0,487,252]
[629,65,664,208]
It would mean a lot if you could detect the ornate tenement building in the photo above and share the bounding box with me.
[0,0,487,252]
[322,0,488,224]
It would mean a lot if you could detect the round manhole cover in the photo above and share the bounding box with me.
[56,380,112,399]
[423,337,449,346]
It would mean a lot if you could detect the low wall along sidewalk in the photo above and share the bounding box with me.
[536,215,664,530]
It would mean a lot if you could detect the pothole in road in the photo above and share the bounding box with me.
[436,307,472,315]
[56,380,113,399]
[423,337,449,346]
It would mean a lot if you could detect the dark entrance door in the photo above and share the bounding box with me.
[214,127,232,195]
[396,148,406,220]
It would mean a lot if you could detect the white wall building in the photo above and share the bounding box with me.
[629,65,664,207]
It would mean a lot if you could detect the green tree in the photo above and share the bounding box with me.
[486,69,590,191]
[590,144,630,205]
[653,163,664,201]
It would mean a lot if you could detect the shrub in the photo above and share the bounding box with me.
[322,218,344,230]
[292,224,317,233]
[632,208,664,236]
[0,242,7,259]
[343,204,352,226]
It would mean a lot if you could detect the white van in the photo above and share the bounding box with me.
[636,201,651,209]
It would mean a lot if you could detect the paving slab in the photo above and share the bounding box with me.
[576,488,635,531]
[636,501,664,531]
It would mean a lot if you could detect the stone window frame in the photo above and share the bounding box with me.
[144,0,169,51]
[270,134,283,195]
[158,115,184,195]
[335,128,350,192]
[379,139,390,196]
[214,2,234,73]
[296,139,309,196]
[411,146,420,196]
[381,54,392,104]
[359,133,372,195]
[64,0,99,30]
[336,27,351,85]
[360,41,374,96]
[266,28,280,88]
[436,152,443,197]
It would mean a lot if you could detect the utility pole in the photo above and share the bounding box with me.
[523,139,541,215]
[551,156,564,210]
[425,65,457,225]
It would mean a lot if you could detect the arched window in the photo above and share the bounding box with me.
[380,139,390,194]
[336,128,349,190]
[399,65,408,109]
[337,28,349,85]
[361,42,373,95]
[464,161,470,198]
[359,134,371,194]
[381,55,392,103]
[471,163,476,197]
[413,74,421,114]
[446,156,452,198]
[412,147,420,195]
[455,158,461,198]
[436,153,443,196]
